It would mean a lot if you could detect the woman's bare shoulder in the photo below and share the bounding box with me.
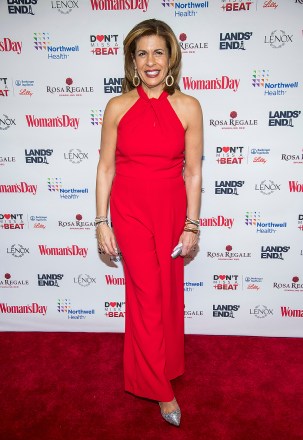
[105,89,138,112]
[104,89,139,124]
[168,90,202,129]
[171,89,202,112]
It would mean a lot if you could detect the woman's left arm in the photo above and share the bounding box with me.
[180,97,203,256]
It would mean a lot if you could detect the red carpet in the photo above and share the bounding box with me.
[1,333,302,440]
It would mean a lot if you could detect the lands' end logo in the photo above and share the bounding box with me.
[215,180,244,195]
[7,0,37,15]
[213,304,240,318]
[104,77,123,93]
[268,110,301,127]
[38,274,64,287]
[219,32,253,50]
[25,149,53,164]
[261,245,290,260]
[90,0,149,12]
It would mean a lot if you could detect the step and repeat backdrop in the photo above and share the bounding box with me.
[0,0,302,336]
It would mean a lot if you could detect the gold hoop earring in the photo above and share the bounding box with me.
[132,68,140,87]
[165,70,174,87]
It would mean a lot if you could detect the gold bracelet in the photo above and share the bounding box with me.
[186,217,200,227]
[184,227,200,234]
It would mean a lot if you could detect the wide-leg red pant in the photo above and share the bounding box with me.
[110,174,186,401]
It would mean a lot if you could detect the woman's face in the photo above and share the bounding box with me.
[133,34,170,89]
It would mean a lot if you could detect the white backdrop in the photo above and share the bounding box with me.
[1,0,302,336]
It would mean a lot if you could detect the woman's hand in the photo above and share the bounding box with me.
[179,230,199,256]
[96,224,118,256]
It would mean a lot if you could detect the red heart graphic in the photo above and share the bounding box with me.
[219,275,226,280]
[96,35,104,42]
[4,214,10,219]
[110,302,116,307]
[222,147,230,153]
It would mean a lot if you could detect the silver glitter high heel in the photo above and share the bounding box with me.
[159,399,181,427]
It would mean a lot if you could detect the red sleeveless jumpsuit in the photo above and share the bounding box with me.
[110,85,186,402]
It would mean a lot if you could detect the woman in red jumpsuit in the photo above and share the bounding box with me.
[96,19,203,427]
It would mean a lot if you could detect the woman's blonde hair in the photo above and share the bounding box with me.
[122,19,182,95]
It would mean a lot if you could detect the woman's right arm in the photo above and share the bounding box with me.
[96,99,119,256]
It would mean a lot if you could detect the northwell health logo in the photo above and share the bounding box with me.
[161,1,209,17]
[252,69,299,96]
[33,32,79,60]
[245,211,287,233]
[47,178,88,199]
[57,298,95,320]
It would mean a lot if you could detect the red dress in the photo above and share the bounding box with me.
[110,85,186,401]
